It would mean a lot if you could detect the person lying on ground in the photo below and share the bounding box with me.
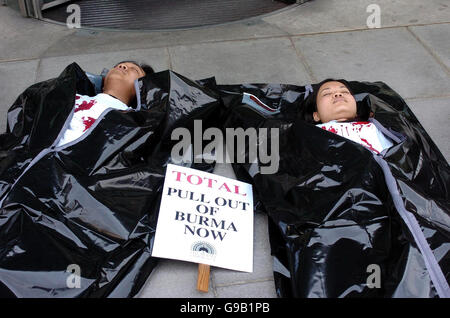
[57,61,154,146]
[303,78,394,154]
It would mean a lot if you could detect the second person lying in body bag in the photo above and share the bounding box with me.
[220,78,449,298]
[0,62,222,297]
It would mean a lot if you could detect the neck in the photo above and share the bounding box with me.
[102,88,130,105]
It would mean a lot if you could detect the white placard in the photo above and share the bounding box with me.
[152,164,254,272]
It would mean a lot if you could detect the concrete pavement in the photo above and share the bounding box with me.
[0,0,449,298]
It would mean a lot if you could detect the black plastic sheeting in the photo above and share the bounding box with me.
[218,81,450,297]
[0,63,449,298]
[0,63,221,297]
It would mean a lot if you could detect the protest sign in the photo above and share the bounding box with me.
[152,164,254,273]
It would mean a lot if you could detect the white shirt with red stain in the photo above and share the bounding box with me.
[57,93,130,147]
[316,121,394,154]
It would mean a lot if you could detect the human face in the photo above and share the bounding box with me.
[106,62,146,85]
[103,62,146,102]
[313,81,357,123]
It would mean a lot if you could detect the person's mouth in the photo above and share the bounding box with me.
[333,97,346,104]
[114,68,127,75]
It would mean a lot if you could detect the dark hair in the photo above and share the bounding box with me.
[302,78,368,124]
[113,60,155,76]
[139,64,155,76]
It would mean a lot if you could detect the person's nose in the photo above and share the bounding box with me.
[118,64,127,70]
[334,91,343,97]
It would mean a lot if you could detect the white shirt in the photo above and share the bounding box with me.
[57,93,130,146]
[316,120,394,154]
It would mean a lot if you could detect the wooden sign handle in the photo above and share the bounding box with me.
[197,263,210,292]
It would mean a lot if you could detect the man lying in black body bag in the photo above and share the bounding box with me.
[0,62,222,297]
[220,79,449,298]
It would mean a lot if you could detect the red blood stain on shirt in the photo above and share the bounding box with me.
[352,121,370,125]
[75,95,80,100]
[318,122,382,154]
[75,99,97,113]
[328,127,337,134]
[82,117,96,132]
[320,125,338,134]
[360,138,380,154]
[351,121,371,132]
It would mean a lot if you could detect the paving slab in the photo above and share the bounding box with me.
[169,37,313,85]
[0,59,40,132]
[35,48,170,82]
[137,259,216,298]
[263,0,450,35]
[0,6,74,62]
[406,97,450,163]
[216,279,277,298]
[409,23,450,72]
[42,19,290,59]
[292,27,450,99]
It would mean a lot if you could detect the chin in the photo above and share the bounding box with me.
[334,107,357,119]
[109,73,125,80]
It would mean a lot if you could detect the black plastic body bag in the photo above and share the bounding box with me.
[0,63,448,298]
[0,63,222,297]
[218,81,449,298]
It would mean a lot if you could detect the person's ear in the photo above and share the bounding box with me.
[313,111,320,122]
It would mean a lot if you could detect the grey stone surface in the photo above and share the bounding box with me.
[136,259,216,298]
[0,6,74,62]
[409,23,450,71]
[169,38,313,85]
[35,48,170,82]
[292,28,450,99]
[263,0,450,35]
[406,97,450,163]
[216,280,277,298]
[0,59,40,132]
[42,19,289,58]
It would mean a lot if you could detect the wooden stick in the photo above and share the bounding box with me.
[197,263,210,292]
